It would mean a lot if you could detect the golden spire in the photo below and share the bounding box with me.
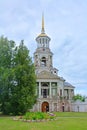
[41,13,45,33]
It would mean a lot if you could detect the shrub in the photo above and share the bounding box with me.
[23,112,56,121]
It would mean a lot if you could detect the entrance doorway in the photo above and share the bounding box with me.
[62,103,65,112]
[42,102,49,112]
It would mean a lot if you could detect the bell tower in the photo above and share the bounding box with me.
[33,15,75,113]
[34,14,58,75]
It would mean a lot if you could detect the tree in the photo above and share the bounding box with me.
[0,36,15,114]
[73,94,85,102]
[10,40,36,115]
[0,36,36,115]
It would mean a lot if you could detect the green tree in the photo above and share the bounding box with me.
[0,36,15,114]
[10,40,36,115]
[0,36,36,115]
[73,94,85,102]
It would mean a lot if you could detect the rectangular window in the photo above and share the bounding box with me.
[52,88,57,96]
[41,89,48,98]
[43,38,44,44]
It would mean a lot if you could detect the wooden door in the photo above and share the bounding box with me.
[42,102,49,112]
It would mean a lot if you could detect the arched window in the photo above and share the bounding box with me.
[41,57,46,66]
[42,83,48,87]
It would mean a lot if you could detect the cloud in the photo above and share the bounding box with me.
[75,87,87,96]
[0,0,87,95]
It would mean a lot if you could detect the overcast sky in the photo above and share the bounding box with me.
[0,0,87,96]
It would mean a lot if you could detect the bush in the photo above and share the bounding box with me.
[23,112,55,121]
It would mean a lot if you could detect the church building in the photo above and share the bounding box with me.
[33,15,75,112]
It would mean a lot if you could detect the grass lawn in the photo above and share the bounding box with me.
[0,112,87,130]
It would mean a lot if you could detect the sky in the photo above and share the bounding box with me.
[0,0,87,96]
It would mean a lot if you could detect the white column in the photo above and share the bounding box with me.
[39,82,41,98]
[57,82,59,99]
[49,82,52,98]
[57,82,58,94]
[69,89,71,100]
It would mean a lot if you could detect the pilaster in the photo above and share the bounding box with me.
[39,82,41,98]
